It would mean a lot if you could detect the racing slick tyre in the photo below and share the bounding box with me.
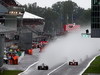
[69,62,73,65]
[45,66,48,70]
[38,66,41,70]
[75,62,78,65]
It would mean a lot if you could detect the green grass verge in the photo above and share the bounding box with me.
[0,70,22,75]
[82,56,100,75]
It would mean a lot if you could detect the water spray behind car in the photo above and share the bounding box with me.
[38,27,100,69]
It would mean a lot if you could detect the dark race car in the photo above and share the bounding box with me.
[69,60,78,66]
[38,63,49,70]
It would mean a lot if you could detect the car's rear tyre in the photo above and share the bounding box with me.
[38,66,41,70]
[69,62,72,65]
[45,66,48,70]
[75,62,78,65]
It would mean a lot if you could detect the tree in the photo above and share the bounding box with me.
[24,1,91,33]
[43,7,59,33]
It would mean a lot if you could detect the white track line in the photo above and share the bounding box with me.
[48,54,100,75]
[47,61,68,75]
[79,54,100,75]
[18,61,38,75]
[18,54,100,75]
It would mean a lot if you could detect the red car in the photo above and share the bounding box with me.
[69,60,78,66]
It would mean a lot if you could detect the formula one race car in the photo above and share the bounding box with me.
[69,60,78,66]
[38,63,49,70]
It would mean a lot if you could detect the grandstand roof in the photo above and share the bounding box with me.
[23,12,44,19]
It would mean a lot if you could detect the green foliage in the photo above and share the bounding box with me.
[0,70,22,75]
[82,56,100,75]
[24,1,91,33]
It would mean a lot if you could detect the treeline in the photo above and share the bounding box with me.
[24,0,91,33]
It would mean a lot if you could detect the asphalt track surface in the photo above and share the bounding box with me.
[20,53,100,75]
